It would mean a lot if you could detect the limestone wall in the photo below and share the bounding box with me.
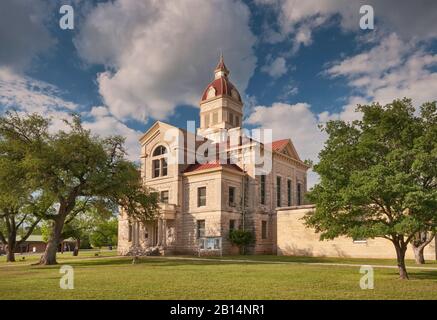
[277,205,436,260]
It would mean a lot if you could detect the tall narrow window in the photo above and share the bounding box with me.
[235,115,239,127]
[152,159,160,178]
[260,175,266,205]
[287,179,292,206]
[229,186,235,207]
[128,223,133,242]
[229,219,236,232]
[276,176,281,207]
[161,158,168,176]
[160,190,169,204]
[152,145,167,178]
[197,187,206,207]
[197,220,205,238]
[261,221,267,239]
[297,182,302,206]
[229,113,234,125]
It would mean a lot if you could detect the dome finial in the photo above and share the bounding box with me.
[214,52,229,78]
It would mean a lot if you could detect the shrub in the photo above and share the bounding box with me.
[229,229,254,254]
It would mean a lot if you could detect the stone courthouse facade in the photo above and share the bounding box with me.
[118,56,309,256]
[118,57,436,260]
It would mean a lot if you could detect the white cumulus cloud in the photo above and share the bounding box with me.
[326,33,437,109]
[256,0,437,52]
[0,69,142,161]
[261,56,288,78]
[84,106,143,161]
[0,68,78,114]
[247,102,328,188]
[74,0,257,123]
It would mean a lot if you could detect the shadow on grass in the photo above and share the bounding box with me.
[24,255,437,281]
[71,258,259,268]
[203,255,437,267]
[409,270,437,280]
[29,257,256,269]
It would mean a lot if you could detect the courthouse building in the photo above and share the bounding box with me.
[118,57,436,260]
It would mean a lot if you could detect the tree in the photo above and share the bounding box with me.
[41,200,95,256]
[0,206,45,262]
[408,102,437,264]
[0,113,51,262]
[89,218,118,248]
[305,99,437,279]
[0,112,159,265]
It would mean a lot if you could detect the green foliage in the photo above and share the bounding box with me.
[305,98,437,277]
[42,206,118,248]
[0,112,51,254]
[229,229,254,247]
[89,218,118,248]
[0,111,159,263]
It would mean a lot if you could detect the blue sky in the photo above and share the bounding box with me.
[1,0,437,186]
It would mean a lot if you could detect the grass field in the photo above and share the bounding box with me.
[1,251,437,300]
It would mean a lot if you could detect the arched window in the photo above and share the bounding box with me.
[153,145,167,156]
[152,145,168,178]
[207,86,216,99]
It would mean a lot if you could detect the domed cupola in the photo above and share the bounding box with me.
[198,54,244,141]
[201,55,242,103]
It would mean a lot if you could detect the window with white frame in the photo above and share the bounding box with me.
[160,190,169,204]
[197,220,205,238]
[229,186,236,207]
[151,145,168,178]
[260,175,266,205]
[197,187,206,207]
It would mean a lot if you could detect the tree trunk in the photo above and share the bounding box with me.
[435,236,437,261]
[411,232,435,264]
[413,245,426,264]
[5,243,15,262]
[5,229,17,262]
[39,217,65,265]
[395,244,409,280]
[73,238,80,256]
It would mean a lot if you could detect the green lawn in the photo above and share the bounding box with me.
[0,249,118,265]
[1,253,437,300]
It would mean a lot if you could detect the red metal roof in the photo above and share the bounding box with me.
[270,139,289,152]
[201,55,241,102]
[201,76,241,102]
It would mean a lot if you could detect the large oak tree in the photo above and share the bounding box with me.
[0,112,158,265]
[0,113,51,262]
[305,99,437,279]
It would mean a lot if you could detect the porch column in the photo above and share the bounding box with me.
[162,219,167,247]
[157,219,162,246]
